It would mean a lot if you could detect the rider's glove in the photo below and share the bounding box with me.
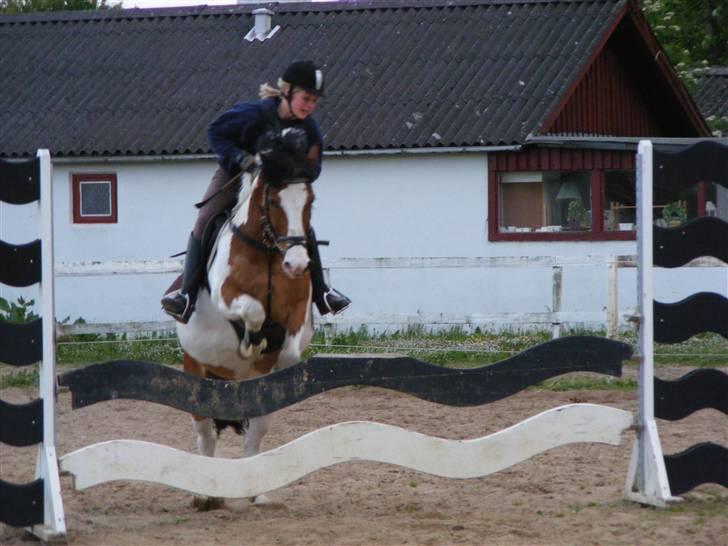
[236,152,260,173]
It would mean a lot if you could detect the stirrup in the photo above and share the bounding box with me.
[161,290,194,324]
[321,288,351,316]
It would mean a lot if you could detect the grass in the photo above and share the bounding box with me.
[1,328,726,391]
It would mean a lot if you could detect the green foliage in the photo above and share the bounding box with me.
[57,332,181,365]
[0,367,38,389]
[661,200,688,224]
[0,296,39,323]
[642,0,728,85]
[0,0,112,13]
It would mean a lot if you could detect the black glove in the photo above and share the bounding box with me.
[236,152,259,173]
[290,160,317,182]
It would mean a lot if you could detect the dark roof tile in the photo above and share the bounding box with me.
[0,0,628,157]
[694,68,728,119]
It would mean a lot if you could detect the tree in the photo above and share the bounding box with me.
[0,0,111,13]
[642,0,728,79]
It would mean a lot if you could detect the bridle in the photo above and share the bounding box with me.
[229,176,311,256]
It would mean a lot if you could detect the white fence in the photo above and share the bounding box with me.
[51,254,723,338]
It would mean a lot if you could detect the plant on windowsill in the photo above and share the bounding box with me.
[566,199,586,230]
[661,201,687,227]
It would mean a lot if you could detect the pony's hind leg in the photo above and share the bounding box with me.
[193,416,216,457]
[243,414,273,504]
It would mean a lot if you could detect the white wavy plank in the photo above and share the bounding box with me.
[59,404,633,498]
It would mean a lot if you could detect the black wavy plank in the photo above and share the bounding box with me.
[0,398,43,447]
[0,478,44,527]
[654,293,728,343]
[0,239,41,287]
[664,442,728,495]
[655,369,728,421]
[654,217,728,267]
[0,318,42,366]
[653,141,728,192]
[58,336,631,420]
[0,157,40,205]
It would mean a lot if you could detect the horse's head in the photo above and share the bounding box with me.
[232,128,316,278]
[262,177,314,278]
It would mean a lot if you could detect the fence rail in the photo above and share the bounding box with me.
[53,255,725,338]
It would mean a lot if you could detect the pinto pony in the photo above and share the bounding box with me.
[176,133,315,506]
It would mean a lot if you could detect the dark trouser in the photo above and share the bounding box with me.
[164,168,238,294]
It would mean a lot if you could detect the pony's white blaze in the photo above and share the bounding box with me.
[279,184,310,277]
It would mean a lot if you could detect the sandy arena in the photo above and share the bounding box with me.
[2,366,726,546]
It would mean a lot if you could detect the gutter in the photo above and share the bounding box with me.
[526,134,728,151]
[49,145,522,164]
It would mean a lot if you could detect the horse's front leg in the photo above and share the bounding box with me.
[214,291,268,359]
[242,414,274,504]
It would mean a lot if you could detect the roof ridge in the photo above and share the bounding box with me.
[0,0,617,24]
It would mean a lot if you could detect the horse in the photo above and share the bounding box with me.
[176,131,315,508]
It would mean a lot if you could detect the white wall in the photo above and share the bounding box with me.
[1,153,725,332]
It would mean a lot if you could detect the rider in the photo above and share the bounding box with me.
[161,60,351,323]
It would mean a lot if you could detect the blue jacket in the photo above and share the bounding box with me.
[208,97,323,179]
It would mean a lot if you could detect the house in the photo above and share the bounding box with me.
[1,0,725,333]
[694,67,728,132]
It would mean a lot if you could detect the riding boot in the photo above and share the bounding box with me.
[161,233,204,324]
[307,227,352,315]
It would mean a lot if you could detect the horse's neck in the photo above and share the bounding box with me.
[230,173,264,236]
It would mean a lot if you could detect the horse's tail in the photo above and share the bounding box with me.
[213,418,249,436]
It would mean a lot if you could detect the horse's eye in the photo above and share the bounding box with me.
[269,200,281,209]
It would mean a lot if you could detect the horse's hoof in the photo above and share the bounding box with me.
[251,494,271,505]
[192,496,225,511]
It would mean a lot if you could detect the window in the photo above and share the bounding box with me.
[604,170,636,231]
[489,148,718,242]
[488,148,636,242]
[72,173,117,224]
[499,171,592,234]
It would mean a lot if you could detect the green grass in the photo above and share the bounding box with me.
[0,367,39,389]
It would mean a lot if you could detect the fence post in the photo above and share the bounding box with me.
[607,256,618,338]
[551,266,562,339]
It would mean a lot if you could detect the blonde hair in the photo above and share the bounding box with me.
[259,77,291,99]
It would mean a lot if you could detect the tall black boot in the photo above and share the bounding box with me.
[161,233,204,323]
[307,227,351,316]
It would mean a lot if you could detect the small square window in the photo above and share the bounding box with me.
[72,173,117,224]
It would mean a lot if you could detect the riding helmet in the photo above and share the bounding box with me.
[282,61,324,96]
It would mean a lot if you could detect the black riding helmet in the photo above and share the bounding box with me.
[282,61,324,97]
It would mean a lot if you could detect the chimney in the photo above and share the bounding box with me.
[244,8,280,42]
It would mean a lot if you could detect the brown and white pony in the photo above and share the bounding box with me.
[176,145,314,506]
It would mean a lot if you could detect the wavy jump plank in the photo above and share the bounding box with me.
[0,478,44,527]
[0,398,43,446]
[0,318,42,366]
[58,336,632,420]
[0,157,39,204]
[654,293,728,343]
[653,217,728,268]
[664,442,728,495]
[653,141,728,192]
[60,403,633,498]
[655,369,728,421]
[0,239,41,287]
